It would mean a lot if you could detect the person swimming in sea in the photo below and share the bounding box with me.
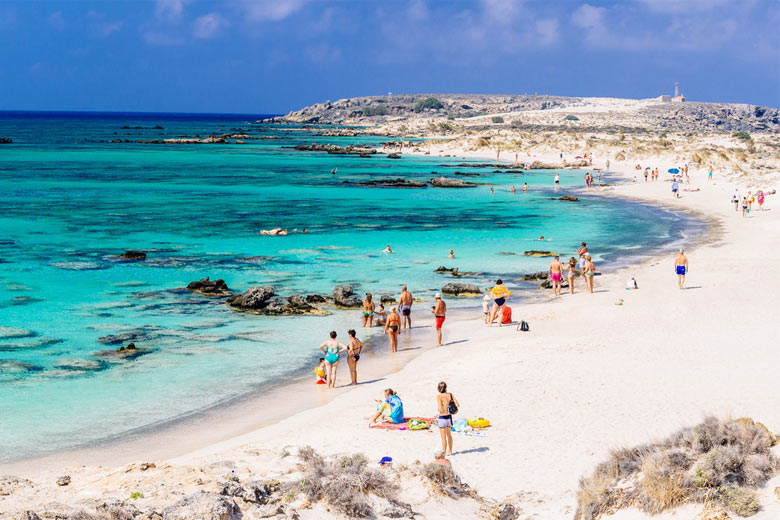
[448,249,454,258]
[383,245,393,254]
[319,331,347,388]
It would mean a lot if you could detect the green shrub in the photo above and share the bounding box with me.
[491,116,505,124]
[564,115,579,121]
[129,491,144,500]
[438,122,454,132]
[362,105,388,116]
[732,131,751,140]
[413,97,444,112]
[721,486,760,516]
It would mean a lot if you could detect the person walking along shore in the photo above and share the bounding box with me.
[675,249,689,290]
[432,293,446,347]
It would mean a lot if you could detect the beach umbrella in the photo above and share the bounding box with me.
[668,168,679,174]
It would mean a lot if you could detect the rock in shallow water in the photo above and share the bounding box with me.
[118,250,147,261]
[227,287,326,315]
[186,277,230,296]
[429,176,477,188]
[333,285,362,308]
[523,250,558,257]
[441,283,482,296]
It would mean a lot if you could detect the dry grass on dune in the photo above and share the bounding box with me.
[284,447,400,518]
[574,417,779,519]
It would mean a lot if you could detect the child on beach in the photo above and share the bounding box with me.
[482,295,490,324]
[314,358,327,385]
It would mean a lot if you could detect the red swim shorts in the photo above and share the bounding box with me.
[435,316,445,329]
[551,272,561,282]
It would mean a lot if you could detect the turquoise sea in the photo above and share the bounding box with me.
[0,112,704,462]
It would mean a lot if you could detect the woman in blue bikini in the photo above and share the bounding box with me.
[319,331,347,389]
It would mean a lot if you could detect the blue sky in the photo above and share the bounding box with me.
[0,0,778,113]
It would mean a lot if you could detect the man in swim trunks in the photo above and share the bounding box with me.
[398,285,413,331]
[432,293,446,347]
[672,178,679,198]
[674,249,689,290]
[549,255,564,296]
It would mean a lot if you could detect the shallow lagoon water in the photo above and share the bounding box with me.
[0,113,705,461]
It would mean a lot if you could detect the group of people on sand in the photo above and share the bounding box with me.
[546,242,597,296]
[317,329,363,388]
[318,285,449,389]
[368,381,460,458]
[732,187,770,217]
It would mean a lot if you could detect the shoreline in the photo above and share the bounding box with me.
[0,170,710,474]
[3,142,779,519]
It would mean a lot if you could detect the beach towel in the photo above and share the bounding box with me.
[370,417,434,430]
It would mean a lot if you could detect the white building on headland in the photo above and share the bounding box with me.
[656,82,686,102]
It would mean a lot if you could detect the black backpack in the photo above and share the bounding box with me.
[448,393,458,415]
[518,321,530,332]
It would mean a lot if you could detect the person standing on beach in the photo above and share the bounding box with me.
[554,173,560,191]
[733,189,740,211]
[384,307,401,353]
[566,257,578,294]
[742,196,748,217]
[398,285,413,331]
[489,280,510,326]
[577,242,589,272]
[361,293,375,328]
[672,178,679,198]
[674,249,689,290]
[708,166,713,181]
[606,159,610,171]
[549,255,564,296]
[432,293,447,346]
[319,331,347,389]
[583,255,596,293]
[436,382,459,456]
[346,329,363,385]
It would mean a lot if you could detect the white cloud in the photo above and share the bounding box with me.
[87,11,122,38]
[242,0,308,22]
[571,4,606,34]
[155,0,187,21]
[48,11,65,31]
[407,0,429,22]
[480,0,523,24]
[192,13,227,39]
[534,18,560,47]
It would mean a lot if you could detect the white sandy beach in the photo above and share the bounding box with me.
[2,148,779,519]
